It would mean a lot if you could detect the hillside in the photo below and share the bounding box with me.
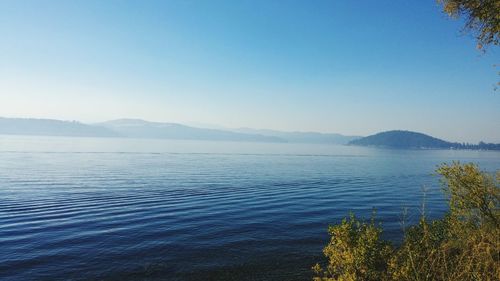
[349,130,500,150]
[0,117,119,137]
[96,119,285,142]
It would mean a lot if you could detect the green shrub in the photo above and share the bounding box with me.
[312,213,393,281]
[314,162,500,281]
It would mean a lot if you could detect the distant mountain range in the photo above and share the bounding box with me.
[2,118,498,149]
[0,117,356,144]
[96,119,284,142]
[0,117,119,137]
[231,128,359,144]
[349,130,500,150]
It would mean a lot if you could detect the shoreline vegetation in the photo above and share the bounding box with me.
[313,162,500,281]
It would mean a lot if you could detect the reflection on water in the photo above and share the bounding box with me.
[0,136,499,280]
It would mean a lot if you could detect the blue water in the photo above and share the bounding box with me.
[1,136,499,281]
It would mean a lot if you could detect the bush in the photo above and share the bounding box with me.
[312,213,393,281]
[314,162,500,281]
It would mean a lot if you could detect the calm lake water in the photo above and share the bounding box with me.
[1,136,499,281]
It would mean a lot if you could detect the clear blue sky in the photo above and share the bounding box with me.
[1,0,499,142]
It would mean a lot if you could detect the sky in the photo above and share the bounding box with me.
[0,0,499,142]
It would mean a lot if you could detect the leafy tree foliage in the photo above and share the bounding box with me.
[314,162,500,281]
[437,0,500,50]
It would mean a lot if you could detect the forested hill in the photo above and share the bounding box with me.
[348,130,500,150]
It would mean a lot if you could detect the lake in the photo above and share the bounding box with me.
[1,136,499,281]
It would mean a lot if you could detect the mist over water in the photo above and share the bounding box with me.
[1,136,499,280]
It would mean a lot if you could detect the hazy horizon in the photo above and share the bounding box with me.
[1,1,499,143]
[2,115,500,145]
